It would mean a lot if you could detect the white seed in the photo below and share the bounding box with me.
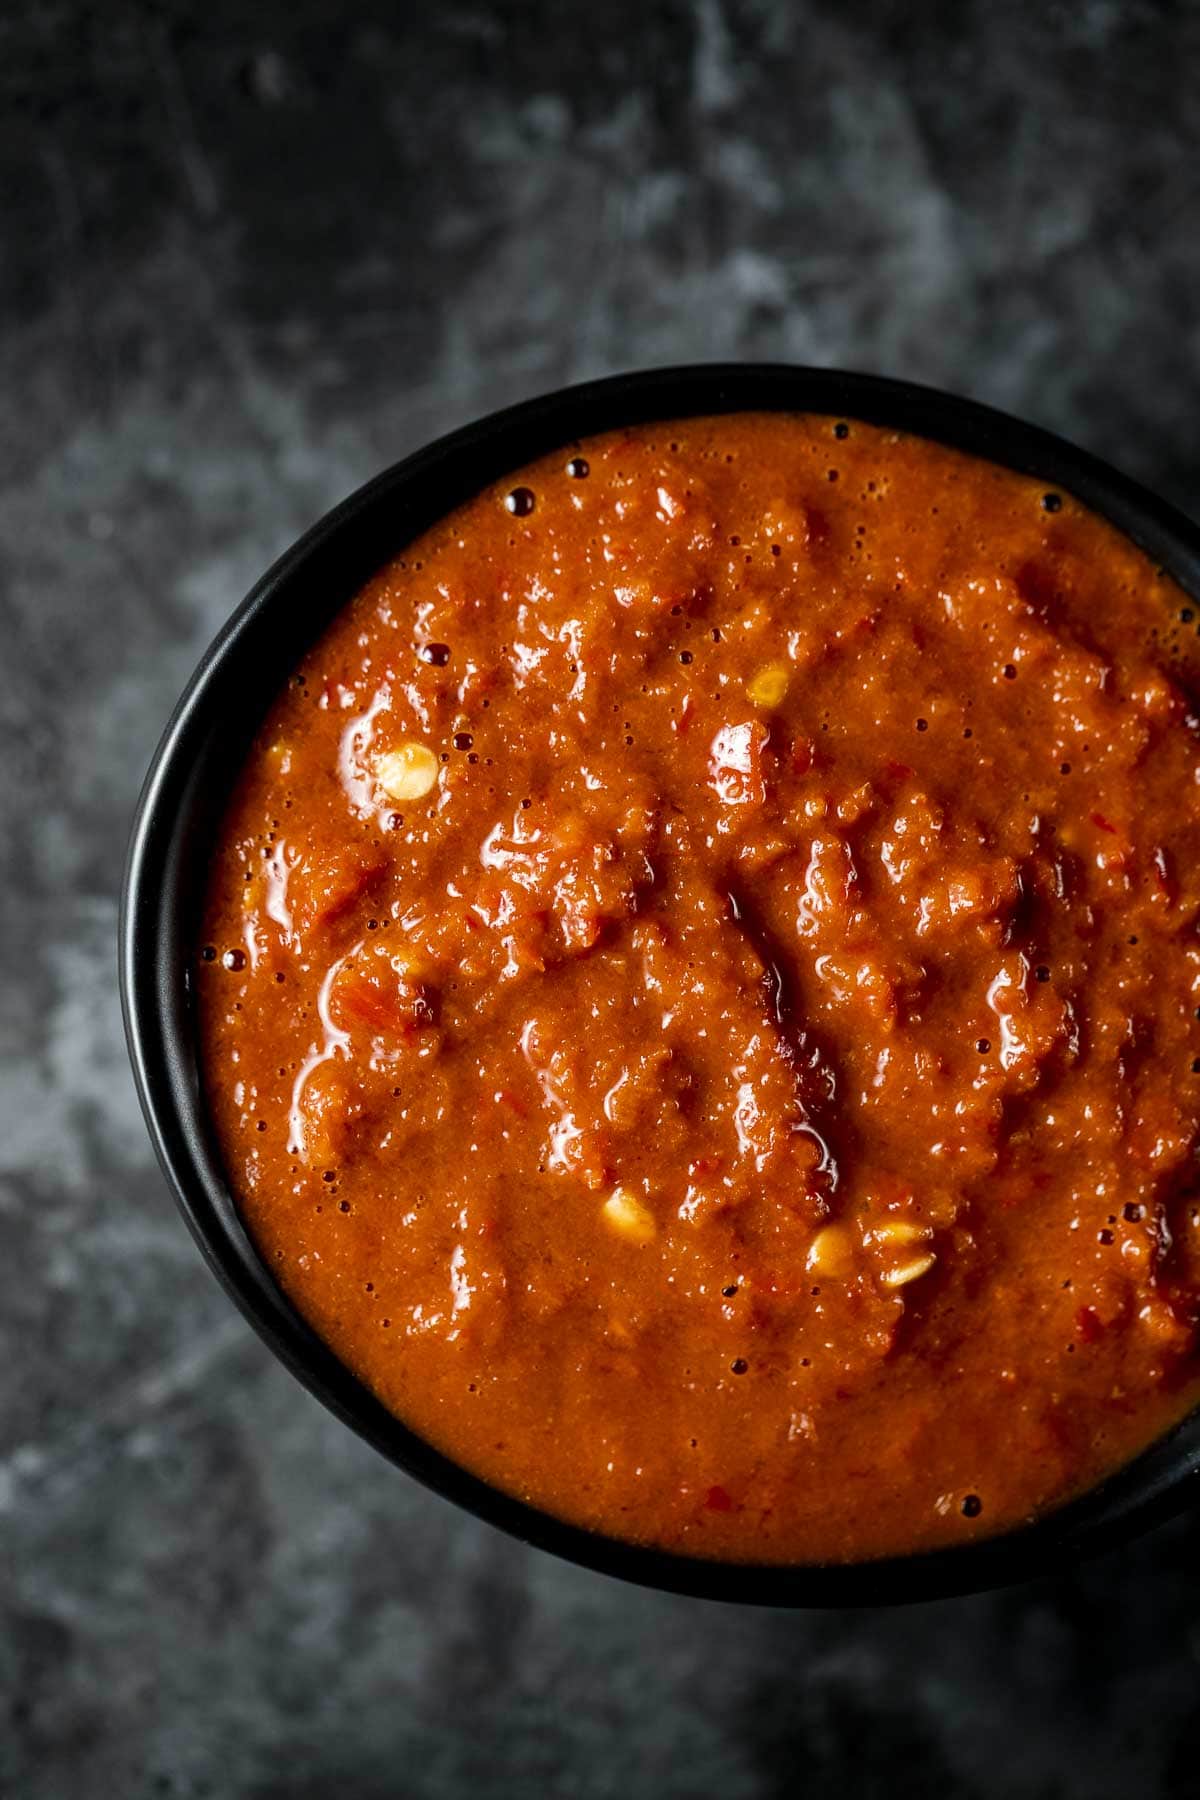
[746,660,790,708]
[805,1222,854,1277]
[375,742,439,801]
[602,1187,656,1244]
[870,1218,933,1248]
[880,1252,937,1288]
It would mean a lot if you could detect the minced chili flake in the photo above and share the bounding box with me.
[200,413,1200,1564]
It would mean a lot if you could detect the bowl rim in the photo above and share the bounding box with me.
[120,361,1200,1605]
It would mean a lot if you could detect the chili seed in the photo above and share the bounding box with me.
[376,742,439,801]
[880,1253,937,1288]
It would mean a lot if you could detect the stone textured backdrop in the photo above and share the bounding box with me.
[3,2,1200,1794]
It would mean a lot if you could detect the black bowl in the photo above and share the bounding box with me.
[121,364,1200,1604]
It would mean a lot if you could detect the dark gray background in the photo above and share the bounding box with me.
[4,2,1200,1795]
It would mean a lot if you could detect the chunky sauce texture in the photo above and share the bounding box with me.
[200,414,1200,1563]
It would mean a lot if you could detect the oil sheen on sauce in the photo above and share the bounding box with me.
[199,414,1200,1564]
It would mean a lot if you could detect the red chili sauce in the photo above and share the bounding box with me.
[199,414,1200,1563]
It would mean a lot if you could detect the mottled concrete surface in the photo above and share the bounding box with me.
[4,2,1200,1794]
